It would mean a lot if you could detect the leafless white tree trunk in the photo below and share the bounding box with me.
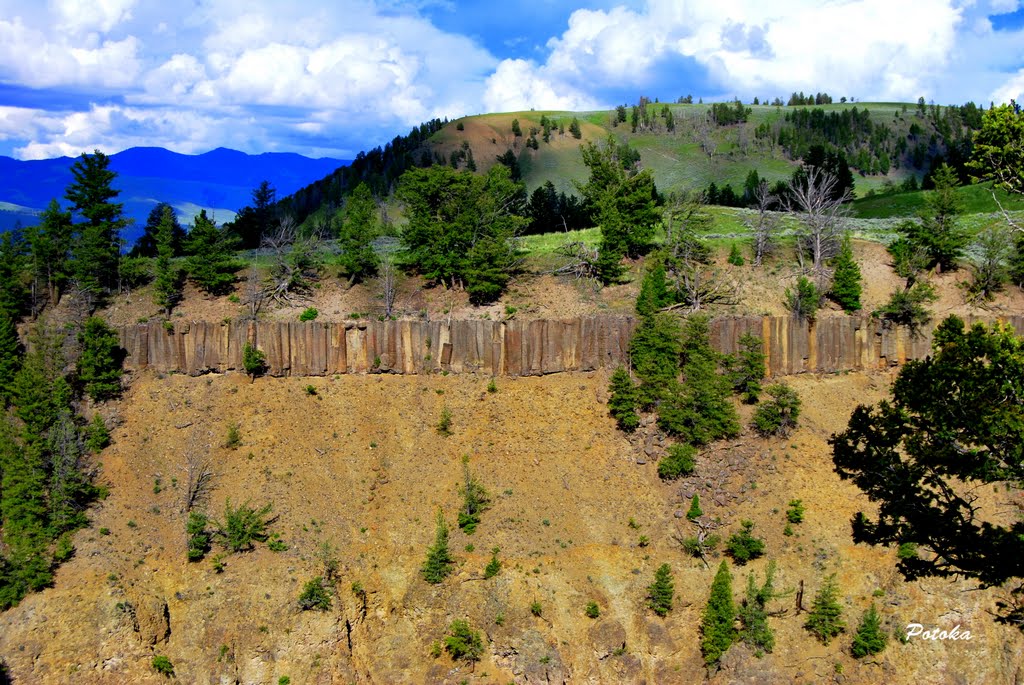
[380,255,397,319]
[747,181,781,266]
[787,167,851,285]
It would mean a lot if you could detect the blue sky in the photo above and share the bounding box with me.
[0,0,1022,160]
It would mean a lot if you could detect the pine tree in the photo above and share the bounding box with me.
[77,316,124,402]
[851,603,887,658]
[132,202,185,257]
[153,205,183,316]
[336,183,380,284]
[569,117,582,139]
[629,313,681,407]
[0,231,27,322]
[46,409,91,535]
[421,509,454,584]
[607,366,640,432]
[900,164,966,272]
[457,456,489,534]
[648,563,674,616]
[829,234,862,311]
[686,494,703,520]
[737,561,778,654]
[0,313,22,407]
[26,199,73,305]
[702,560,736,665]
[636,263,669,317]
[184,210,241,295]
[805,574,846,644]
[727,333,765,403]
[65,150,127,300]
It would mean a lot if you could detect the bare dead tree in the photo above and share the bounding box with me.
[552,241,600,281]
[787,166,851,285]
[673,517,724,570]
[380,254,397,319]
[661,193,738,311]
[261,216,324,305]
[694,111,718,159]
[747,181,781,266]
[242,265,265,320]
[182,430,215,514]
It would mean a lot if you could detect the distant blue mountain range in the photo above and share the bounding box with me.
[0,147,348,246]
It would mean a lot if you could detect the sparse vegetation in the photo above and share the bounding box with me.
[457,455,490,534]
[753,384,801,437]
[151,655,174,677]
[851,603,888,658]
[658,443,696,480]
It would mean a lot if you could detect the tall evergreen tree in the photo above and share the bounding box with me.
[607,366,640,432]
[77,316,124,402]
[737,561,778,653]
[829,233,862,311]
[65,150,127,300]
[336,183,380,284]
[629,312,681,407]
[131,202,186,257]
[153,205,183,316]
[0,231,27,322]
[0,313,21,406]
[702,560,737,665]
[184,210,241,295]
[26,200,73,306]
[899,164,966,272]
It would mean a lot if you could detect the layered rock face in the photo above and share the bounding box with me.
[118,314,1024,377]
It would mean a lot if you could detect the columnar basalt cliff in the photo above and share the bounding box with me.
[118,314,1024,378]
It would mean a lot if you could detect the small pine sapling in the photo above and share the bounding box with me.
[686,494,703,520]
[726,519,765,565]
[851,603,888,658]
[805,574,846,644]
[421,510,454,584]
[648,563,674,616]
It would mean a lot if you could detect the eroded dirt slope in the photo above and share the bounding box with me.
[1,370,1022,684]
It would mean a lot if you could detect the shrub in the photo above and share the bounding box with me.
[421,510,454,584]
[647,563,674,616]
[585,601,600,619]
[224,422,242,449]
[785,276,821,321]
[298,577,333,611]
[727,243,745,266]
[85,413,111,453]
[242,342,267,380]
[874,282,937,331]
[484,553,501,579]
[444,619,484,662]
[702,560,736,665]
[658,443,696,480]
[436,406,452,436]
[786,499,805,524]
[726,520,765,565]
[686,494,703,520]
[805,574,846,644]
[607,366,640,432]
[487,378,497,393]
[151,655,174,677]
[752,383,801,437]
[299,307,319,322]
[215,499,276,552]
[851,603,888,658]
[530,601,543,617]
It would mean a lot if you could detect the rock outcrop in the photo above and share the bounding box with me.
[118,314,1024,378]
